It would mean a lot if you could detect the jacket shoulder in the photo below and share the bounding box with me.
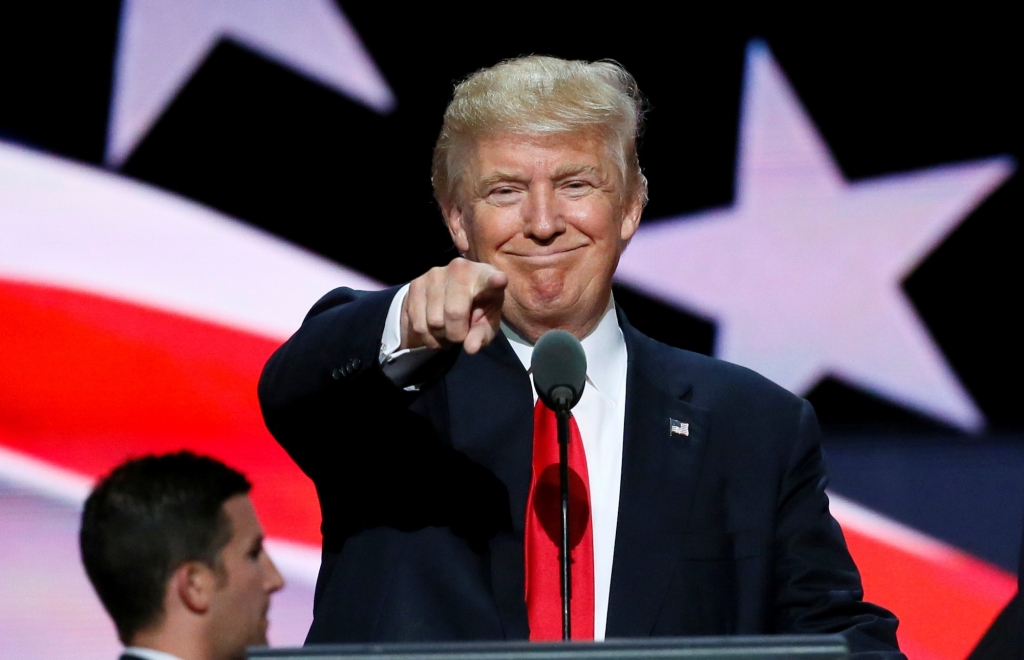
[304,285,397,321]
[627,327,807,416]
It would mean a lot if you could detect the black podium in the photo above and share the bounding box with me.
[249,636,848,660]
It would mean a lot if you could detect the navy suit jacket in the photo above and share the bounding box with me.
[258,286,903,657]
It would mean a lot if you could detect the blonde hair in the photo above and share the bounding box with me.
[432,55,648,209]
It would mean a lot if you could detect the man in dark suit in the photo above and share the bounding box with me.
[80,452,285,660]
[258,55,903,656]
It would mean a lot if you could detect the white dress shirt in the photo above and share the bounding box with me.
[122,647,185,660]
[379,285,628,640]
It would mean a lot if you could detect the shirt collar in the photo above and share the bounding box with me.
[122,648,185,660]
[501,295,626,404]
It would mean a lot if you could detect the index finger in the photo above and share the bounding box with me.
[472,265,508,301]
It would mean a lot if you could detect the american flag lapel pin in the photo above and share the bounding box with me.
[669,418,689,437]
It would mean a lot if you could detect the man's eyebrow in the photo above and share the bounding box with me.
[476,171,527,189]
[476,165,601,190]
[551,164,601,179]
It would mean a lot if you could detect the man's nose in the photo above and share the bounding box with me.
[264,553,286,593]
[523,187,565,242]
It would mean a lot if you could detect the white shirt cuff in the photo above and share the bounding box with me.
[379,283,410,363]
[379,283,441,390]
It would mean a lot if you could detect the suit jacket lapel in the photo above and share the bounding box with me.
[605,319,712,637]
[445,332,533,638]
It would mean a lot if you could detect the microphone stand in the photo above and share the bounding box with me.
[530,329,586,643]
[553,388,573,641]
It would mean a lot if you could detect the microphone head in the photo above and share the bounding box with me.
[531,329,587,411]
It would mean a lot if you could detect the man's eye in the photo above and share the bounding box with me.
[487,187,519,202]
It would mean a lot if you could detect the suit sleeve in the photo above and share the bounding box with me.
[258,285,499,548]
[772,400,906,658]
[258,286,421,476]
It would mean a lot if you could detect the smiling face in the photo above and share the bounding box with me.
[206,495,284,660]
[444,132,642,341]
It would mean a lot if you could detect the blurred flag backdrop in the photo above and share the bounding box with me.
[0,4,1020,659]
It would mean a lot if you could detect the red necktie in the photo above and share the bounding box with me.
[525,399,595,640]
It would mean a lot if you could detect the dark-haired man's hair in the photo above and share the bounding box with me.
[79,451,251,643]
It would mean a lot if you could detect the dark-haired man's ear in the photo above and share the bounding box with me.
[175,561,217,614]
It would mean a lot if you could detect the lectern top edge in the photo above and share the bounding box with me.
[248,634,849,660]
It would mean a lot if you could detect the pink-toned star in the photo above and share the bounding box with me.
[107,0,395,166]
[617,41,1013,431]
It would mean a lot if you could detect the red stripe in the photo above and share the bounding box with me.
[0,278,320,544]
[843,526,1017,659]
[2,277,1018,656]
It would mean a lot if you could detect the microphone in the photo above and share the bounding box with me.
[530,329,587,641]
[531,330,587,412]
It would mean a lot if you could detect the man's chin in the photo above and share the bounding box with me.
[511,270,572,306]
[252,618,270,646]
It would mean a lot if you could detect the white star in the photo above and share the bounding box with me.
[106,0,395,166]
[616,41,1014,431]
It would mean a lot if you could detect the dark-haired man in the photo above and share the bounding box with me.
[80,451,285,660]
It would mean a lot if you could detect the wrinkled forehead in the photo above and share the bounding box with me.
[457,130,619,187]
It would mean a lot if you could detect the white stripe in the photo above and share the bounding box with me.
[0,140,382,340]
[828,490,959,562]
[0,444,93,506]
[264,538,322,586]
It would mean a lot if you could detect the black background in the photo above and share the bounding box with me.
[2,3,1023,567]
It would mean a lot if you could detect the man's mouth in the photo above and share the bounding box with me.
[507,245,585,262]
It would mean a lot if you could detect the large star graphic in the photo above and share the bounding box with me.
[616,41,1014,431]
[106,0,395,166]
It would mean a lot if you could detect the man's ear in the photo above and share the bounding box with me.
[173,561,217,614]
[444,202,471,255]
[619,193,643,243]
